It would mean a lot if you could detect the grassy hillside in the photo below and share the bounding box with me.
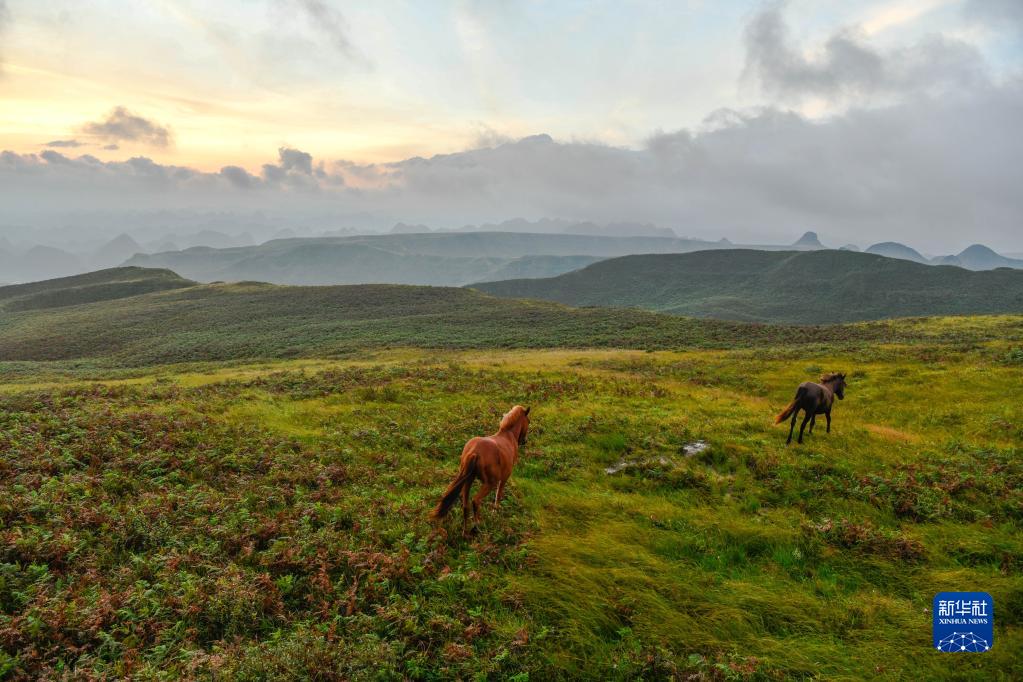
[474,249,1023,324]
[484,254,603,281]
[0,333,1019,678]
[0,267,193,312]
[3,267,1023,369]
[123,232,721,286]
[0,269,848,366]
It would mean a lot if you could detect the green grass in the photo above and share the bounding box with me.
[0,267,193,312]
[3,267,1023,369]
[473,249,1023,324]
[0,327,1020,679]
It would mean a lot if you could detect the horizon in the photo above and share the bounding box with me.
[0,218,1018,260]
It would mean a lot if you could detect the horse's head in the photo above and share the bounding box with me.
[518,406,531,445]
[822,372,847,399]
[500,405,531,444]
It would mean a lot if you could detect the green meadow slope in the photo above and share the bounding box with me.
[0,339,1020,679]
[0,266,943,367]
[2,266,1022,370]
[0,267,193,312]
[0,268,1021,678]
[474,249,1023,324]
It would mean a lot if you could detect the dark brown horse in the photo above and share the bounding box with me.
[775,373,847,444]
[432,405,530,537]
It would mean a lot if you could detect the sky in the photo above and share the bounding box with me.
[1,0,1022,252]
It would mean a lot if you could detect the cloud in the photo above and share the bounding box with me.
[964,0,1023,35]
[1,8,1021,253]
[0,0,10,73]
[45,139,87,148]
[743,2,987,103]
[3,80,1023,252]
[278,147,313,174]
[102,144,120,151]
[261,146,327,187]
[80,106,173,147]
[284,0,365,63]
[220,165,259,189]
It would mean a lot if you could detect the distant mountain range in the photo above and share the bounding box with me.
[473,249,1023,324]
[123,232,726,286]
[3,224,1022,286]
[863,242,1023,270]
[0,233,150,283]
[395,218,678,238]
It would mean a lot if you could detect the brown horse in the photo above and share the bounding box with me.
[775,373,847,444]
[431,405,530,537]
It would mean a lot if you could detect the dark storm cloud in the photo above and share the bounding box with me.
[80,106,173,147]
[743,2,987,103]
[45,139,87,148]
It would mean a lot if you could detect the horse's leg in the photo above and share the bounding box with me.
[787,407,799,444]
[809,414,816,434]
[461,480,473,537]
[494,480,504,509]
[826,411,832,433]
[798,410,812,444]
[472,482,494,525]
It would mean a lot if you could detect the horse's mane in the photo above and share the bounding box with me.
[820,372,845,383]
[499,405,527,431]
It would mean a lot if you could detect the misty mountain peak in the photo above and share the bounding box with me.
[90,233,146,269]
[959,244,998,258]
[793,231,823,248]
[104,233,143,251]
[865,242,928,263]
[953,243,1023,270]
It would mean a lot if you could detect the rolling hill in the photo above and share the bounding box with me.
[3,265,1003,367]
[472,249,1023,324]
[123,232,724,285]
[0,267,194,312]
[864,241,929,263]
[954,243,1023,270]
[0,266,799,365]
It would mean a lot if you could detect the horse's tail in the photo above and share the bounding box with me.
[775,386,806,424]
[431,451,479,520]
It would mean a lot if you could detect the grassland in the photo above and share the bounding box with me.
[473,250,1023,324]
[5,268,1023,370]
[1,317,1021,679]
